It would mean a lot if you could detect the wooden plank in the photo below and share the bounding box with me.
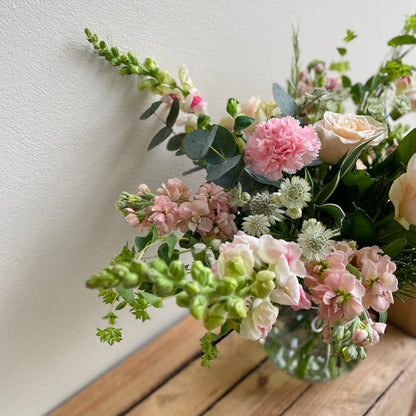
[282,325,416,416]
[388,295,416,337]
[126,330,267,416]
[203,325,416,416]
[50,315,206,416]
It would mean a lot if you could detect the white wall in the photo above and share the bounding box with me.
[1,1,415,415]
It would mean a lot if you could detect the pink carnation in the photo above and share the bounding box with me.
[244,116,321,180]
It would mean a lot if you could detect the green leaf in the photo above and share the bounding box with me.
[234,115,255,132]
[140,100,163,119]
[165,232,178,258]
[206,155,242,182]
[343,170,374,197]
[272,83,298,116]
[166,97,180,127]
[315,170,341,205]
[339,136,376,177]
[182,126,217,160]
[147,126,173,150]
[341,75,351,88]
[135,225,158,252]
[141,292,163,308]
[115,300,128,310]
[116,285,134,305]
[351,83,364,105]
[337,47,347,56]
[341,205,375,246]
[316,203,345,229]
[157,243,179,264]
[381,238,407,258]
[388,35,416,47]
[166,133,185,151]
[205,125,238,164]
[397,128,416,165]
[330,61,350,73]
[343,29,357,42]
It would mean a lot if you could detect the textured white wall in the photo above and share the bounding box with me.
[1,1,415,415]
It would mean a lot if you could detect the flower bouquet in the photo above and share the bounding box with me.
[84,15,416,381]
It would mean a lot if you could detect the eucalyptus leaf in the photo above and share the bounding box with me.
[140,100,163,120]
[182,126,217,160]
[272,83,298,116]
[147,126,173,150]
[244,168,281,187]
[206,155,241,182]
[165,97,180,127]
[166,133,185,151]
[205,125,238,164]
[234,115,255,132]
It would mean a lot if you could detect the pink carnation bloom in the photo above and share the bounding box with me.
[312,270,365,324]
[360,256,398,312]
[244,116,321,180]
[156,178,192,202]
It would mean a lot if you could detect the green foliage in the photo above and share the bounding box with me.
[96,327,122,345]
[129,294,150,322]
[272,82,298,116]
[140,101,163,120]
[98,289,119,304]
[200,332,219,367]
[387,35,416,47]
[343,29,357,42]
[148,126,173,151]
[102,312,117,325]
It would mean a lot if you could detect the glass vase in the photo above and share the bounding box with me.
[261,306,358,382]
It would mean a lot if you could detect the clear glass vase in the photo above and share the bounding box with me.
[261,306,358,382]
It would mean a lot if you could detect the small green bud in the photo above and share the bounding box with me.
[250,277,275,298]
[168,261,187,281]
[120,55,129,65]
[127,51,139,66]
[86,276,100,289]
[157,70,174,86]
[154,277,174,296]
[226,296,247,319]
[357,347,366,360]
[224,257,246,279]
[144,57,159,73]
[191,261,213,286]
[119,67,132,76]
[332,325,345,342]
[130,65,140,74]
[227,98,241,118]
[184,281,200,296]
[122,272,140,288]
[285,207,302,220]
[130,259,148,277]
[176,291,191,308]
[147,268,164,283]
[216,277,238,295]
[190,294,209,319]
[111,58,121,66]
[151,259,169,275]
[191,244,206,262]
[111,264,130,278]
[203,303,228,331]
[137,78,160,91]
[343,344,358,361]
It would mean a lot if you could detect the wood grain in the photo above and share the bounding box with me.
[388,295,416,337]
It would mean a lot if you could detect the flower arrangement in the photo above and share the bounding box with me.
[84,16,416,377]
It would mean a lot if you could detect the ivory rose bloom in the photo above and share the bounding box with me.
[389,153,416,229]
[314,111,387,164]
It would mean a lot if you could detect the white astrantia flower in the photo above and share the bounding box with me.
[249,191,284,225]
[278,176,311,218]
[242,215,271,237]
[297,218,336,262]
[229,182,251,207]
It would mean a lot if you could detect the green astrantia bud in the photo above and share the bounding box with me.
[176,291,192,308]
[191,261,213,286]
[190,294,209,319]
[226,98,241,118]
[144,57,159,73]
[203,303,228,331]
[216,276,238,296]
[226,296,247,319]
[154,277,174,297]
[184,281,200,296]
[168,260,187,281]
[122,272,140,288]
[224,256,246,280]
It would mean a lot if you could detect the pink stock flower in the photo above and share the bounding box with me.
[244,116,321,180]
[156,178,192,202]
[147,195,179,235]
[125,212,140,228]
[312,270,365,324]
[292,286,312,311]
[352,320,386,347]
[213,211,238,240]
[324,76,342,91]
[194,182,232,212]
[137,184,151,196]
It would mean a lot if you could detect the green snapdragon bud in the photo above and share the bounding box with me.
[203,303,228,331]
[224,257,246,280]
[176,291,192,308]
[157,70,175,86]
[122,272,140,288]
[250,270,275,298]
[168,260,187,281]
[184,281,200,296]
[154,277,174,296]
[111,264,130,278]
[191,261,213,286]
[151,259,169,275]
[216,276,238,296]
[130,259,148,278]
[144,57,159,73]
[226,98,241,118]
[226,296,247,319]
[190,294,209,319]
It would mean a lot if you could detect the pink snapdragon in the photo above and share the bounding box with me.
[244,116,321,180]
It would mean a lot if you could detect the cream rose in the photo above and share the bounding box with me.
[389,153,416,230]
[314,111,387,164]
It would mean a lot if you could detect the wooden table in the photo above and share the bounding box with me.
[51,316,416,416]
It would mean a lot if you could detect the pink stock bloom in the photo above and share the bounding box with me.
[360,256,398,312]
[125,212,140,228]
[244,116,321,181]
[324,76,342,91]
[146,195,179,235]
[333,240,357,262]
[312,270,365,324]
[137,183,151,196]
[177,199,212,235]
[156,178,192,202]
[240,298,279,341]
[213,211,238,240]
[352,245,384,269]
[352,320,386,347]
[194,182,234,213]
